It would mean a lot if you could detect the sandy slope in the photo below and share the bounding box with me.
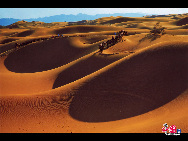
[0,15,188,133]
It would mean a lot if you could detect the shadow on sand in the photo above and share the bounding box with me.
[139,34,161,43]
[69,44,188,122]
[53,53,124,89]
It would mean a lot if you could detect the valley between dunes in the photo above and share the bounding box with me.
[0,15,188,133]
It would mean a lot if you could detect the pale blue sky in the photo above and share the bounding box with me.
[0,8,187,19]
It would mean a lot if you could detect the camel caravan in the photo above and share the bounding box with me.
[15,30,128,53]
[13,30,128,54]
[98,30,128,53]
[0,30,128,57]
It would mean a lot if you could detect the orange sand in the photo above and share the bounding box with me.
[0,14,188,133]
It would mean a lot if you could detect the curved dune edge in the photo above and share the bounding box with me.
[3,36,111,73]
[0,41,187,132]
[0,40,167,96]
[1,33,187,95]
[1,41,187,96]
[0,15,187,133]
[0,36,113,95]
[0,90,187,133]
[68,41,188,122]
[0,50,98,95]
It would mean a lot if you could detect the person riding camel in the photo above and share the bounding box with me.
[112,36,115,45]
[106,40,111,48]
[119,33,123,43]
[102,42,106,48]
[99,43,104,53]
[123,31,128,36]
[115,35,119,43]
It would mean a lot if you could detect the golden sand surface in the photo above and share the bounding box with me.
[0,14,187,133]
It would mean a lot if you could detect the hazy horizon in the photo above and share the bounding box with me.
[0,8,187,19]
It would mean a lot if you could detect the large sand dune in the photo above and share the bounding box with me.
[69,41,188,122]
[0,14,188,133]
[54,25,124,34]
[4,37,100,73]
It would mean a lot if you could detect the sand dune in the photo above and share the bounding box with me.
[176,17,188,26]
[11,29,35,37]
[54,25,124,35]
[99,16,172,26]
[0,15,188,133]
[69,41,188,122]
[0,28,28,37]
[53,53,126,89]
[0,38,18,44]
[4,37,106,73]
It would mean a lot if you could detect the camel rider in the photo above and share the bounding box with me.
[99,43,104,53]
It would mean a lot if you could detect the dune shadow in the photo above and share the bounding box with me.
[54,25,119,35]
[53,54,124,89]
[69,44,188,122]
[139,34,161,43]
[0,38,18,44]
[4,38,98,73]
[12,30,35,37]
[176,17,188,26]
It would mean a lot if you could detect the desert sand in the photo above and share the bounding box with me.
[0,14,188,133]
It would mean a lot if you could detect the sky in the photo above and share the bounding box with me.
[0,8,187,19]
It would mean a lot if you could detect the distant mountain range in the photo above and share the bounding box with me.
[0,13,147,26]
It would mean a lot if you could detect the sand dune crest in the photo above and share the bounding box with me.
[69,41,188,122]
[0,15,188,132]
